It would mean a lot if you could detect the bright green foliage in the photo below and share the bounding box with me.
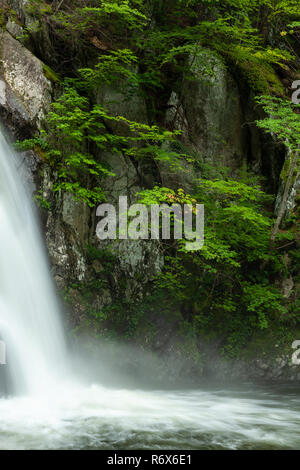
[137,186,197,206]
[256,96,300,151]
[18,87,112,206]
[26,0,299,97]
[242,283,287,330]
[130,0,297,97]
[34,190,51,210]
[137,170,288,336]
[57,0,148,34]
[78,49,139,87]
[18,83,186,205]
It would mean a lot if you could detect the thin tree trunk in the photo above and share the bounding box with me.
[270,149,299,247]
[55,0,65,13]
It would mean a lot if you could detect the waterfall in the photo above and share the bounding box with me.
[0,127,67,396]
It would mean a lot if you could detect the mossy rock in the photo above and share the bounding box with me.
[0,7,7,27]
[239,60,285,96]
[43,64,60,83]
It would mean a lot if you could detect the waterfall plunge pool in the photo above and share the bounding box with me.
[0,381,300,450]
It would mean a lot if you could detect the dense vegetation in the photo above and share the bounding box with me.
[10,0,300,358]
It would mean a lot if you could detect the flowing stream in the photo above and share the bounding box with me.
[0,127,300,450]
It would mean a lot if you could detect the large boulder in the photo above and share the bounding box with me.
[0,30,51,130]
[166,50,247,170]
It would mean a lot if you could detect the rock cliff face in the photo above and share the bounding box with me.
[0,28,89,287]
[166,51,247,169]
[0,30,51,128]
[0,21,282,298]
[0,31,50,137]
[0,2,299,383]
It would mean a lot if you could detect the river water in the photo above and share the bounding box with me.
[0,382,300,450]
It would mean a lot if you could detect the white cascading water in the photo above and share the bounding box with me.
[0,126,67,395]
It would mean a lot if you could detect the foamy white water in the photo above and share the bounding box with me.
[0,127,300,450]
[0,383,300,450]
